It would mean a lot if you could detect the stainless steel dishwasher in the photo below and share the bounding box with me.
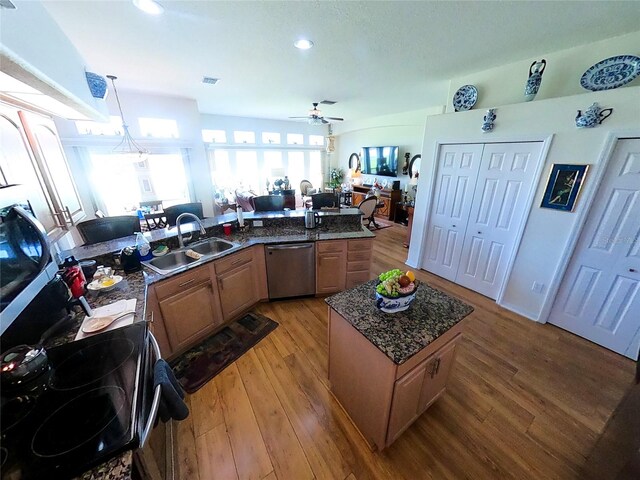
[265,243,316,299]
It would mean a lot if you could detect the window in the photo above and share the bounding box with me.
[287,133,304,145]
[75,116,123,135]
[210,150,233,190]
[309,151,323,190]
[235,151,260,192]
[88,151,189,215]
[287,152,305,193]
[262,132,281,144]
[202,129,227,143]
[309,135,324,146]
[233,131,256,144]
[138,118,179,138]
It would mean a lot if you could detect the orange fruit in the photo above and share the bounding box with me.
[406,271,416,282]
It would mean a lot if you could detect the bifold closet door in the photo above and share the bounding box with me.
[548,138,640,358]
[455,142,543,299]
[422,144,484,281]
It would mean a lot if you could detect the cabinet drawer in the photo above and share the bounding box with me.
[347,260,370,272]
[214,249,253,275]
[317,240,346,254]
[155,266,211,300]
[348,239,372,252]
[346,271,370,289]
[348,249,372,262]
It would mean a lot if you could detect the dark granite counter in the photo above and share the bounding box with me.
[325,280,474,365]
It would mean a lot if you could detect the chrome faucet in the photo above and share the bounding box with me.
[176,213,206,248]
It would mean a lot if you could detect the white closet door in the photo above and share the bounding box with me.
[549,138,640,359]
[456,142,543,299]
[423,144,484,281]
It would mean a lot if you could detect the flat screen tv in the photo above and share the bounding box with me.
[360,146,399,177]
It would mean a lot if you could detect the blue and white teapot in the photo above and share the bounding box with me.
[575,102,613,128]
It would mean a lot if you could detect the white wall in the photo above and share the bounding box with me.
[409,85,640,321]
[332,108,443,191]
[446,30,640,113]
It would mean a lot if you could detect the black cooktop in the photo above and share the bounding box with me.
[1,322,148,480]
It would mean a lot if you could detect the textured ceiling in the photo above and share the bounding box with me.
[41,0,640,122]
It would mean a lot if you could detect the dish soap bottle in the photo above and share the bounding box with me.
[135,232,153,261]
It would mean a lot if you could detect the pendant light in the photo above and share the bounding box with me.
[106,75,149,162]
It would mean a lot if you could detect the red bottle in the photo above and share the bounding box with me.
[61,256,86,298]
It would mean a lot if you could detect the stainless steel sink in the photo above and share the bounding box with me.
[142,238,238,274]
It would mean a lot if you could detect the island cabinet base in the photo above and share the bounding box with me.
[328,308,463,450]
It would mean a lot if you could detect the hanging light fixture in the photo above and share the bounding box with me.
[106,75,149,162]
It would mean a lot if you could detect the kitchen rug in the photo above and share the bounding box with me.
[170,312,278,394]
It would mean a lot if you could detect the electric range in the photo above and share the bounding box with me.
[1,322,152,479]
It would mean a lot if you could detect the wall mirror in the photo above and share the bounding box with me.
[409,154,421,178]
[348,153,361,172]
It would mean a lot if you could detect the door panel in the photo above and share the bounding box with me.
[549,138,640,358]
[423,144,484,281]
[456,142,542,299]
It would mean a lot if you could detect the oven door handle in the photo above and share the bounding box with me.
[140,331,162,447]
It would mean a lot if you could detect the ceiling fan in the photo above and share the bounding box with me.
[289,102,344,125]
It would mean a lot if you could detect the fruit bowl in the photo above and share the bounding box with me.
[375,269,419,313]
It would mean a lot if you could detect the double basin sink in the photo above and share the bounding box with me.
[142,237,238,274]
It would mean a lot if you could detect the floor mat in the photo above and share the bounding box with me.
[170,312,279,393]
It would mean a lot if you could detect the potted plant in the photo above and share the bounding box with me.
[329,167,344,189]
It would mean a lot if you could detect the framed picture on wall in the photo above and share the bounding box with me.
[540,164,589,212]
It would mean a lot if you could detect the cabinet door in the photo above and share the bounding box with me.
[316,252,346,294]
[0,104,64,238]
[159,280,220,352]
[374,197,390,219]
[18,110,85,227]
[217,262,259,322]
[352,192,365,207]
[418,337,458,412]
[386,362,428,444]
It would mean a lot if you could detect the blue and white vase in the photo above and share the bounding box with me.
[482,109,496,132]
[524,59,546,101]
[85,72,108,99]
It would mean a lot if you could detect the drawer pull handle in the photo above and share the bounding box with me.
[179,279,195,287]
[231,259,243,265]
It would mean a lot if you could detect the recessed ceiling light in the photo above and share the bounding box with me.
[294,39,314,50]
[133,0,164,15]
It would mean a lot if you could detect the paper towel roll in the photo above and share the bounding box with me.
[236,206,244,227]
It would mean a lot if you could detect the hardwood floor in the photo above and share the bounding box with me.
[178,224,635,480]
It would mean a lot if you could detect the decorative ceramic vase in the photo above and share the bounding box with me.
[85,72,108,99]
[575,102,614,128]
[482,109,496,132]
[524,59,546,101]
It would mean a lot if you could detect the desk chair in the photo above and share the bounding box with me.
[358,196,379,229]
[300,180,319,208]
[311,192,339,210]
[164,202,204,227]
[253,195,285,212]
[77,215,141,245]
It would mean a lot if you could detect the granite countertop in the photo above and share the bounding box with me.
[325,280,474,365]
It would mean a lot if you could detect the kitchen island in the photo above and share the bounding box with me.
[325,280,473,450]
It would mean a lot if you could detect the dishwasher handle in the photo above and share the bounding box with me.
[267,243,314,251]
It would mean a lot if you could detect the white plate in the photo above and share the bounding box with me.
[87,275,123,292]
[452,85,478,112]
[580,55,640,91]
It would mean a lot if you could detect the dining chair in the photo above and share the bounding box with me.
[76,215,141,245]
[357,196,379,229]
[253,195,285,212]
[163,202,204,227]
[311,192,339,210]
[234,190,256,212]
[300,179,319,208]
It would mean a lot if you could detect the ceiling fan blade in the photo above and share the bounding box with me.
[324,116,344,121]
[321,118,329,124]
[288,116,309,119]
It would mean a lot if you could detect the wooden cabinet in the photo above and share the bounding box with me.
[328,308,463,450]
[346,239,373,289]
[159,279,221,354]
[352,185,401,221]
[387,336,459,444]
[316,240,346,294]
[351,191,366,207]
[214,249,259,322]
